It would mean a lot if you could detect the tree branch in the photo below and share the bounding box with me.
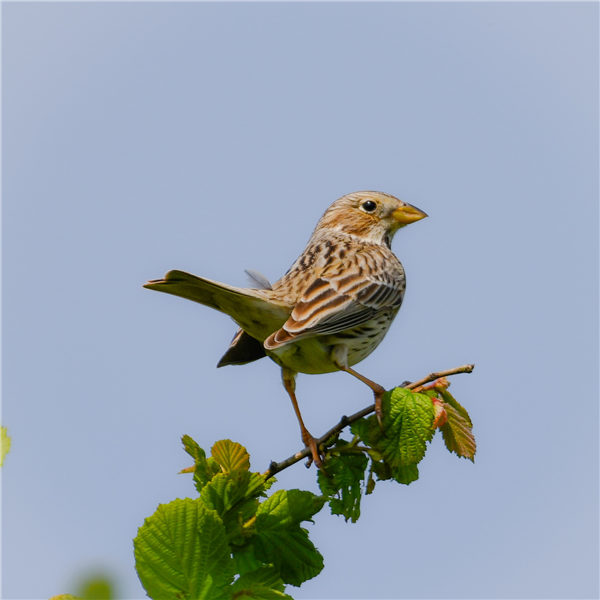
[262,363,475,479]
[403,364,475,390]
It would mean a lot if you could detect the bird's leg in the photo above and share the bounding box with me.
[281,367,323,468]
[343,367,386,427]
[332,345,386,426]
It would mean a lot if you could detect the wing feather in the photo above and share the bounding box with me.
[264,267,404,350]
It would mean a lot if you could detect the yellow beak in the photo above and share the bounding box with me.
[392,202,428,225]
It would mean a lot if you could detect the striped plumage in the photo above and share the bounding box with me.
[145,191,427,467]
[263,228,406,374]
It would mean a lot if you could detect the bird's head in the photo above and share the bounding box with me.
[315,191,428,247]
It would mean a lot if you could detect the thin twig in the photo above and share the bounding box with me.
[404,364,475,390]
[262,363,475,479]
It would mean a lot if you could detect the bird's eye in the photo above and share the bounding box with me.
[361,200,377,213]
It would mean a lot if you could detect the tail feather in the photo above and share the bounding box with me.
[217,328,266,367]
[144,270,290,341]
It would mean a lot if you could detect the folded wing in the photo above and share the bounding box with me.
[264,268,404,349]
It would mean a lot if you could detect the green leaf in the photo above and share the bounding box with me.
[231,542,265,576]
[352,388,434,485]
[201,470,268,541]
[182,434,207,463]
[1,426,11,466]
[134,498,234,600]
[212,440,251,472]
[254,490,326,587]
[352,388,434,466]
[369,457,391,481]
[440,403,477,461]
[230,587,288,600]
[236,566,285,592]
[201,471,267,515]
[231,567,292,599]
[350,417,373,447]
[317,441,368,522]
[390,464,420,485]
[182,435,221,493]
[382,388,435,465]
[370,457,419,486]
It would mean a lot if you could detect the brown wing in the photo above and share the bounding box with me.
[264,268,404,349]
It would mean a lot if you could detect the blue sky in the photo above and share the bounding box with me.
[2,2,598,599]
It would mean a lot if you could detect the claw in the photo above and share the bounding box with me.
[301,432,324,469]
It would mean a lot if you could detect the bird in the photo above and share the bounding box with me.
[144,191,427,467]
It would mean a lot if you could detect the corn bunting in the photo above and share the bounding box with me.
[144,191,427,467]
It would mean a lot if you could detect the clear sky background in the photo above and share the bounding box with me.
[2,2,598,599]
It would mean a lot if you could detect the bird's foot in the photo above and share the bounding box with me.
[301,431,324,469]
[374,386,386,429]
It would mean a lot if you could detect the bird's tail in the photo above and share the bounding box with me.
[143,270,290,341]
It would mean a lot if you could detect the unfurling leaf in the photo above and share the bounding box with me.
[431,397,448,429]
[439,389,473,425]
[254,489,326,586]
[134,498,234,600]
[317,441,368,522]
[182,434,205,463]
[182,434,221,493]
[201,470,269,541]
[212,439,251,472]
[440,404,476,461]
